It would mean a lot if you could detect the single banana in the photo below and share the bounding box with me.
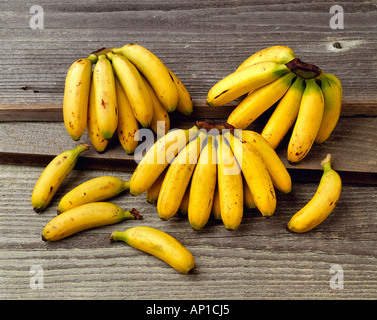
[42,202,141,241]
[261,76,305,149]
[236,45,295,71]
[236,130,292,194]
[31,143,90,213]
[287,154,341,233]
[211,184,221,220]
[146,168,167,204]
[92,54,118,140]
[157,131,207,220]
[112,44,178,112]
[130,126,198,196]
[57,176,130,214]
[315,73,343,144]
[206,61,290,107]
[87,78,109,153]
[287,78,324,163]
[188,136,217,230]
[108,52,153,128]
[224,132,276,217]
[215,134,243,230]
[243,177,256,209]
[63,54,96,141]
[110,226,194,274]
[227,72,295,129]
[141,75,170,136]
[115,77,140,154]
[167,68,193,115]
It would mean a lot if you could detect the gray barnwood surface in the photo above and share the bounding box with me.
[0,0,376,300]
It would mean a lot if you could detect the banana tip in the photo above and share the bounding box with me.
[131,208,143,220]
[33,207,41,213]
[321,154,332,166]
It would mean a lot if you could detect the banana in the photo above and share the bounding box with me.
[261,76,305,149]
[236,45,295,71]
[178,185,190,216]
[315,73,343,144]
[110,226,195,274]
[57,176,130,214]
[235,130,292,194]
[243,177,256,209]
[31,143,90,213]
[87,79,109,153]
[287,78,324,163]
[112,44,178,112]
[227,72,295,129]
[224,131,276,217]
[42,202,141,241]
[211,184,221,220]
[115,77,140,154]
[157,131,207,220]
[167,68,193,115]
[287,154,341,233]
[215,134,243,230]
[92,54,118,139]
[188,136,217,230]
[146,168,167,204]
[206,61,290,107]
[108,52,153,128]
[63,54,96,141]
[130,126,198,196]
[141,75,170,136]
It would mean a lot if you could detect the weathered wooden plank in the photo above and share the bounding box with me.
[0,164,376,300]
[0,117,376,183]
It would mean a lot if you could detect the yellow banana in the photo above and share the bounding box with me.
[211,184,221,220]
[315,73,343,144]
[188,136,217,230]
[87,79,108,153]
[115,77,140,154]
[236,130,292,194]
[227,72,295,129]
[112,44,178,112]
[178,185,190,216]
[287,154,341,233]
[206,61,290,107]
[261,76,305,149]
[243,177,256,209]
[167,68,193,115]
[146,168,167,204]
[42,202,141,241]
[224,131,276,216]
[110,226,194,274]
[130,126,198,196]
[63,55,96,141]
[92,54,118,140]
[108,52,153,128]
[157,131,207,220]
[236,45,295,71]
[57,176,130,214]
[287,78,324,163]
[215,134,243,230]
[141,75,170,136]
[31,143,90,213]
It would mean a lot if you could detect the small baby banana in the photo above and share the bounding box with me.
[110,226,195,274]
[42,202,141,241]
[57,176,130,214]
[287,154,342,233]
[31,143,90,213]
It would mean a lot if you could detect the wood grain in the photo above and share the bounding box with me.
[1,164,376,300]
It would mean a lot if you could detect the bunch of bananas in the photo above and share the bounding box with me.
[63,43,193,154]
[130,120,292,231]
[206,45,343,163]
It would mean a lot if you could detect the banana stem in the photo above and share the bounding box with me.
[195,119,235,132]
[285,58,322,79]
[87,54,98,64]
[90,47,115,59]
[321,154,332,171]
[122,208,142,220]
[109,230,127,243]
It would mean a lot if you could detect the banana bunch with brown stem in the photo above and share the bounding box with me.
[206,45,343,163]
[62,44,193,154]
[130,119,292,231]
